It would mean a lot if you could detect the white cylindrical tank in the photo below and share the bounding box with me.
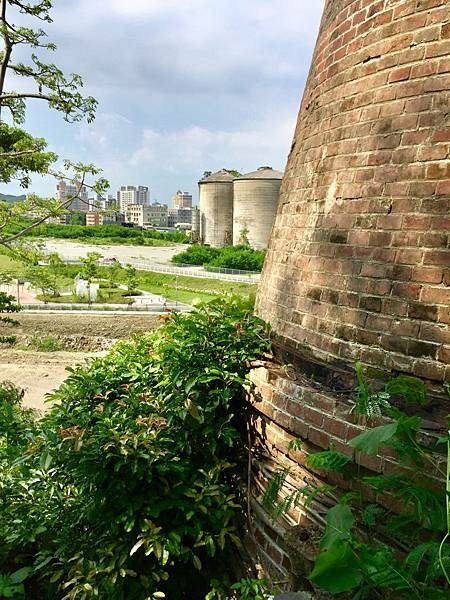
[199,170,234,247]
[232,166,283,249]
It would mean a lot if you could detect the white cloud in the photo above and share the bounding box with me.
[129,110,297,175]
[0,0,326,201]
[77,113,133,150]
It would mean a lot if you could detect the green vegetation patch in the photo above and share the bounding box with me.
[0,297,271,598]
[4,220,189,246]
[172,244,266,272]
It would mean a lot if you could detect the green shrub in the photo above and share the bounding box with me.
[0,381,36,461]
[172,244,219,265]
[0,291,21,344]
[0,296,270,599]
[172,244,266,272]
[3,219,190,244]
[208,246,266,271]
[27,334,61,352]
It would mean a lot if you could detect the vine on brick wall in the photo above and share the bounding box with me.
[265,369,450,599]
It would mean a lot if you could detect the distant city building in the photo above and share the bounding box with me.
[88,194,107,212]
[176,207,193,225]
[56,180,89,212]
[103,212,125,225]
[125,204,148,228]
[86,212,104,226]
[171,190,192,209]
[117,185,149,212]
[168,207,193,228]
[145,202,168,227]
[126,203,169,228]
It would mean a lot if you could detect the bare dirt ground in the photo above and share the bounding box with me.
[43,239,188,264]
[1,313,160,411]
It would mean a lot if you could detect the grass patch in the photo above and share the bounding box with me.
[3,256,257,307]
[0,253,22,272]
[25,334,61,351]
[127,270,257,305]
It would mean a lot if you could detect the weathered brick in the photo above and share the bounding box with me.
[411,267,443,284]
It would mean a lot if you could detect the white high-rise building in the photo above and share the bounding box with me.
[56,180,89,212]
[117,185,149,212]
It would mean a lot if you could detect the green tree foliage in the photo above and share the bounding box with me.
[0,0,108,256]
[0,381,36,461]
[0,290,20,343]
[69,210,87,226]
[172,244,266,272]
[124,264,138,293]
[80,251,101,282]
[0,297,271,598]
[106,260,122,289]
[3,220,190,244]
[25,266,59,300]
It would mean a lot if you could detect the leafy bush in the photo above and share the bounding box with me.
[27,334,61,352]
[0,291,21,344]
[172,244,219,265]
[0,381,36,461]
[4,219,190,244]
[0,297,270,599]
[172,244,265,272]
[208,246,266,272]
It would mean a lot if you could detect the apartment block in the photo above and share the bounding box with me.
[117,185,149,212]
[171,190,192,209]
[56,180,89,212]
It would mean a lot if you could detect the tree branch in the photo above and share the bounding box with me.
[0,149,40,158]
[0,0,13,107]
[0,174,87,245]
[0,92,54,102]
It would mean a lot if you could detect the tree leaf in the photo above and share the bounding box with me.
[310,541,363,593]
[9,567,32,584]
[39,450,52,470]
[349,422,398,455]
[129,539,144,556]
[320,504,355,550]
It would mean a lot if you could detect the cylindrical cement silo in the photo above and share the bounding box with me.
[198,170,234,247]
[232,166,283,250]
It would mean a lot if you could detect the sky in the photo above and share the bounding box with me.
[1,0,325,204]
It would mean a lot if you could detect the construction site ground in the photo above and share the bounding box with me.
[0,313,160,411]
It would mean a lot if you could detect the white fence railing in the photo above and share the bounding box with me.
[20,302,191,313]
[52,256,260,283]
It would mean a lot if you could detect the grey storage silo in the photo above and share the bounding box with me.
[198,170,234,247]
[232,166,283,249]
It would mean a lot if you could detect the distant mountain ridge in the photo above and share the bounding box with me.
[0,192,26,203]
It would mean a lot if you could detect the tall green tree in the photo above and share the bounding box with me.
[125,264,138,294]
[0,0,108,257]
[25,265,58,301]
[0,289,20,342]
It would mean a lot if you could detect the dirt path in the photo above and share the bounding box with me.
[0,313,161,411]
[0,349,103,411]
[1,312,160,338]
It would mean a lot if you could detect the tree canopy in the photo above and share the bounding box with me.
[0,0,108,258]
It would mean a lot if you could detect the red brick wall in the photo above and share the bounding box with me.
[246,362,445,583]
[256,0,450,384]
